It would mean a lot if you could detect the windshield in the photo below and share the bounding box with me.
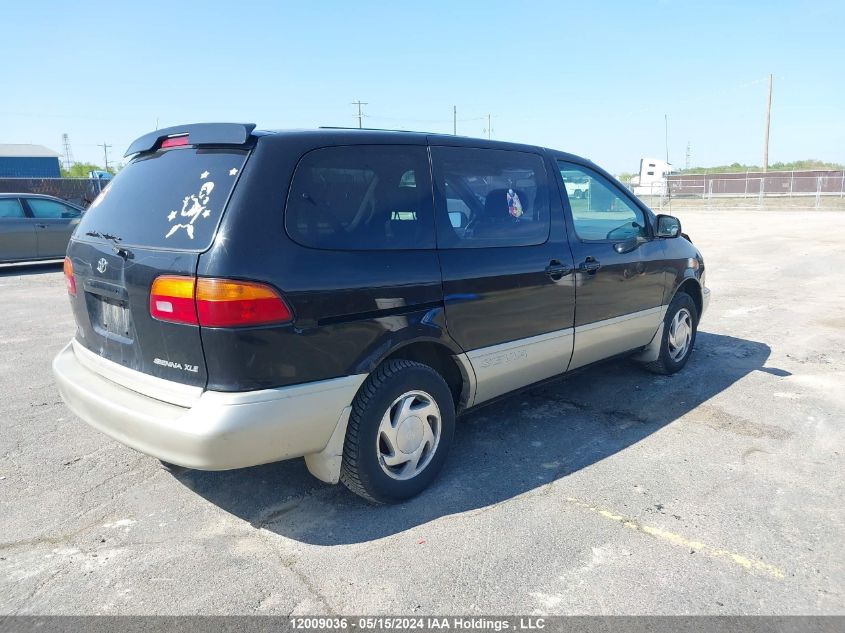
[76,147,248,250]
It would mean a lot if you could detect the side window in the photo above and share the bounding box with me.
[558,162,648,241]
[432,147,550,248]
[27,198,80,219]
[0,199,25,218]
[285,145,434,250]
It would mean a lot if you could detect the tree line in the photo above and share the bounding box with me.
[680,159,844,174]
[60,162,118,178]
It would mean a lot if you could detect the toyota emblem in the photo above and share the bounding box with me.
[96,258,108,274]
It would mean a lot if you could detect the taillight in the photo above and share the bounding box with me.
[63,257,76,296]
[150,276,198,324]
[196,278,292,327]
[149,276,292,327]
[161,134,189,149]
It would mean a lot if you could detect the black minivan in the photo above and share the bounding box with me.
[53,123,709,503]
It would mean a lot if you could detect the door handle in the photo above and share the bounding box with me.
[35,223,47,229]
[545,260,572,280]
[578,258,601,273]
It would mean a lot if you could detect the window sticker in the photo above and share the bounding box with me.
[164,167,238,240]
[507,188,523,218]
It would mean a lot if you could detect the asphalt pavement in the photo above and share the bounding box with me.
[1,209,843,615]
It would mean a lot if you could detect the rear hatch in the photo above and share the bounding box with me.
[65,128,251,393]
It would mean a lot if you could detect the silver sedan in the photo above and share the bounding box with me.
[0,194,84,263]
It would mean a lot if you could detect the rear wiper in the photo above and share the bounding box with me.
[84,230,133,260]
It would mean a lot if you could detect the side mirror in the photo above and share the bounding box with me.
[655,214,681,238]
[613,237,642,254]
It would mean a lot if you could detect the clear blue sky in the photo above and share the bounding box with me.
[2,0,843,174]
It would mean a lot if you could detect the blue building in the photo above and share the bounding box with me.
[0,144,62,178]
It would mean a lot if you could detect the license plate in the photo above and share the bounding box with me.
[94,298,132,338]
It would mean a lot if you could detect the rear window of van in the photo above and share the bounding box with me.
[76,148,248,251]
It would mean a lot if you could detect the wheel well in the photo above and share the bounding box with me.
[384,342,466,411]
[676,278,703,317]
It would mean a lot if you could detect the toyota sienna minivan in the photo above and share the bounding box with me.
[53,123,709,503]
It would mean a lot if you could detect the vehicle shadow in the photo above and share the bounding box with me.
[0,261,64,277]
[172,331,777,545]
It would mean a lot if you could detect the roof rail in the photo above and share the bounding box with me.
[318,126,431,134]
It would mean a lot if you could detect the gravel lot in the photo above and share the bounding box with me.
[1,209,843,615]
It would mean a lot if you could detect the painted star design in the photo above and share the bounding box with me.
[229,168,238,176]
[167,210,177,221]
[202,209,211,218]
[200,171,210,179]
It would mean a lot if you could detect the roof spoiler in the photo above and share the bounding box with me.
[124,123,257,157]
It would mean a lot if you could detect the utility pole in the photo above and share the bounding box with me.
[100,142,112,171]
[61,133,74,171]
[351,100,368,129]
[664,114,669,164]
[763,73,773,172]
[484,114,493,139]
[685,141,691,170]
[453,106,457,135]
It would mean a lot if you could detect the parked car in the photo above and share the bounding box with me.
[0,194,84,263]
[53,123,709,503]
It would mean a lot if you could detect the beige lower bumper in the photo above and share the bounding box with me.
[52,342,366,471]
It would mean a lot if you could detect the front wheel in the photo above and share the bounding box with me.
[643,291,698,375]
[340,360,455,504]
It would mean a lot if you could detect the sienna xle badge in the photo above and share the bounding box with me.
[53,123,710,503]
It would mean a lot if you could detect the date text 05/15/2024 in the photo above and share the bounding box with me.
[289,617,547,631]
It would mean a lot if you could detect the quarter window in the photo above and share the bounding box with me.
[285,145,435,250]
[0,199,25,218]
[558,162,648,241]
[432,147,550,248]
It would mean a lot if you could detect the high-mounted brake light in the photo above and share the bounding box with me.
[160,134,189,149]
[63,257,76,296]
[149,276,292,327]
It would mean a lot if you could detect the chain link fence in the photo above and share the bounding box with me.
[627,170,845,211]
[0,177,108,208]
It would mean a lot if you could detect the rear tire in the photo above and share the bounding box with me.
[643,291,698,375]
[340,359,455,504]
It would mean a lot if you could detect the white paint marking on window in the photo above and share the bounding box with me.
[165,179,215,240]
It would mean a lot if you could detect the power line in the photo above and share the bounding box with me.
[763,74,773,172]
[365,113,484,124]
[99,141,113,171]
[351,100,368,129]
[483,114,493,140]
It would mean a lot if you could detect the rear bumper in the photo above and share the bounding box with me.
[52,342,366,470]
